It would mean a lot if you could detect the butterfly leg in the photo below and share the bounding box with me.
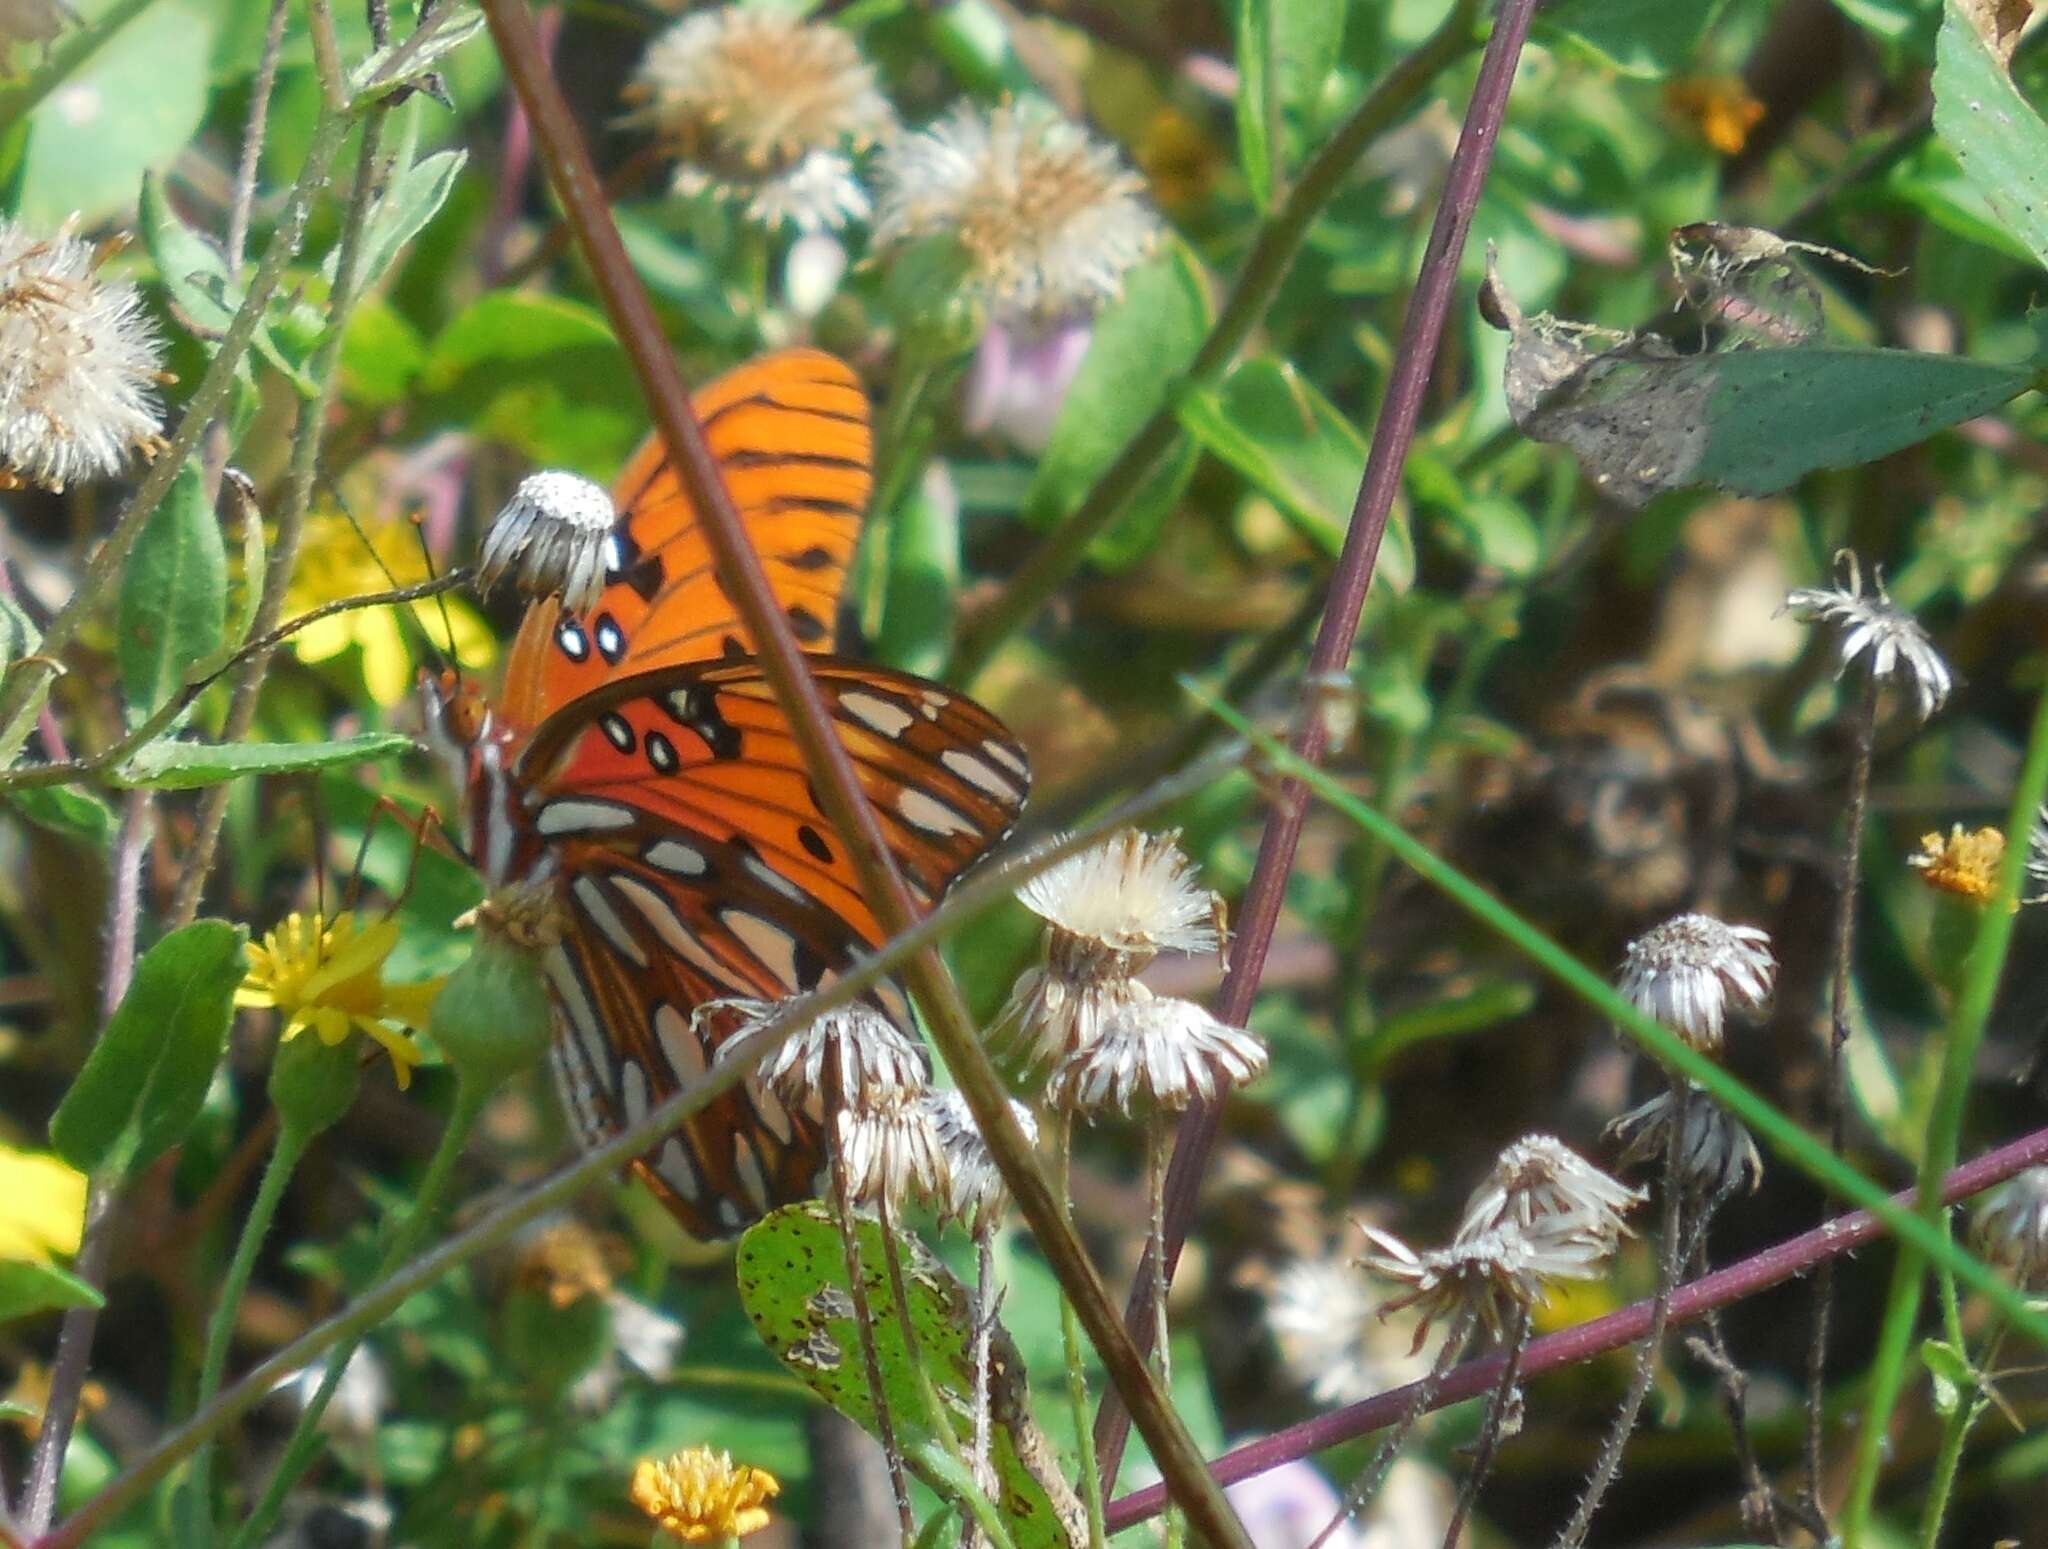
[343,795,460,916]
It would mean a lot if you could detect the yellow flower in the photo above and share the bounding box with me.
[0,1144,87,1264]
[237,911,443,1088]
[631,1447,780,1543]
[1664,76,1767,157]
[1909,825,2007,906]
[280,511,494,707]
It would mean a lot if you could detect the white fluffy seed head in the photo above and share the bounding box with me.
[1016,827,1222,982]
[477,470,615,615]
[626,7,894,233]
[706,996,930,1111]
[1617,913,1776,1054]
[873,98,1162,326]
[833,1086,946,1210]
[1265,1253,1429,1406]
[922,1088,1037,1229]
[1044,995,1267,1117]
[0,218,164,491]
[1607,1086,1764,1198]
[1358,1213,1621,1351]
[1454,1134,1642,1253]
[1784,551,1953,721]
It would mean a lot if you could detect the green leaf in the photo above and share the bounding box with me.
[15,0,220,226]
[110,731,416,789]
[5,785,116,847]
[138,173,313,392]
[117,457,225,723]
[348,5,487,103]
[417,292,643,473]
[874,468,961,678]
[1178,356,1415,591]
[1235,0,1343,207]
[1537,0,1729,77]
[50,919,247,1179]
[736,1203,1084,1549]
[340,298,429,408]
[1024,242,1213,571]
[0,592,40,672]
[1482,261,2041,508]
[0,1260,105,1324]
[336,148,467,295]
[1920,1336,1972,1417]
[1932,2,2048,271]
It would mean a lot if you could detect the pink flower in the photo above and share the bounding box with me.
[961,319,1093,454]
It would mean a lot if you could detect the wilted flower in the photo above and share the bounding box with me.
[1453,1135,1642,1253]
[1972,1167,2048,1291]
[236,911,443,1088]
[1046,995,1267,1116]
[1265,1254,1427,1407]
[873,98,1161,325]
[833,1087,946,1209]
[276,1346,389,1457]
[708,997,929,1109]
[1664,76,1767,156]
[0,1143,86,1265]
[1608,1086,1764,1198]
[960,318,1093,454]
[631,1446,781,1543]
[609,1290,685,1379]
[1784,553,1953,720]
[1617,913,1777,1054]
[0,0,77,56]
[514,1220,618,1309]
[477,470,614,615]
[1360,1218,1617,1351]
[1910,824,2006,906]
[923,1087,1037,1228]
[2028,807,2048,905]
[0,217,164,490]
[624,7,893,233]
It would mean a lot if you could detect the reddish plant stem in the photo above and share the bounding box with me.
[476,7,1249,1541]
[1092,0,1541,1483]
[1103,1121,2048,1533]
[477,4,560,287]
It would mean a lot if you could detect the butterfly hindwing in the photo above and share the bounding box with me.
[501,349,870,728]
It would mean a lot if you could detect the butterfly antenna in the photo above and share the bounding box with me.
[407,509,465,675]
[324,476,458,676]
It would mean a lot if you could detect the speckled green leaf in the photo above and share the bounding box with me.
[1932,2,2048,271]
[737,1203,1083,1549]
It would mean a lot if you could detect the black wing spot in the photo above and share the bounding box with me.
[787,605,828,644]
[797,824,833,863]
[721,633,748,662]
[785,545,837,571]
[792,940,827,990]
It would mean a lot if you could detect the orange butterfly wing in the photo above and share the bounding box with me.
[501,349,870,728]
[524,659,1030,1237]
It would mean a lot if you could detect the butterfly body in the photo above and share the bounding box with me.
[426,350,1027,1236]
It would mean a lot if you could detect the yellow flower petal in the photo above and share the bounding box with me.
[358,616,415,708]
[358,1021,421,1089]
[0,1147,89,1264]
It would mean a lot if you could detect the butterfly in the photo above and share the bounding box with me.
[423,350,1030,1237]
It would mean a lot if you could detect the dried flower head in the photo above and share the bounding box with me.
[275,1347,389,1448]
[1972,1166,2048,1292]
[922,1087,1037,1228]
[477,470,615,615]
[0,0,78,54]
[631,1446,781,1543]
[2029,807,2048,906]
[1607,1087,1764,1198]
[993,968,1150,1076]
[236,911,442,1088]
[1045,995,1267,1116]
[1454,1135,1642,1253]
[1909,824,2006,906]
[833,1086,946,1209]
[609,1292,685,1379]
[707,996,930,1109]
[0,217,164,490]
[1360,1218,1616,1351]
[1018,827,1221,979]
[1784,553,1953,720]
[873,98,1161,325]
[1265,1254,1427,1406]
[1617,913,1776,1054]
[624,7,893,233]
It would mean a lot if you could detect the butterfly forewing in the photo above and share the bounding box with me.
[499,349,869,730]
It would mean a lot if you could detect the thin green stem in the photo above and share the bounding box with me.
[861,345,948,643]
[1146,1121,1181,1549]
[1839,688,2048,1541]
[0,103,353,765]
[185,1123,308,1540]
[951,0,1484,679]
[830,1144,916,1544]
[1052,1113,1107,1549]
[1916,1324,2005,1549]
[172,99,391,926]
[1202,689,2048,1344]
[229,1078,489,1549]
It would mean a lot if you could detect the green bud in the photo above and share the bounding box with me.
[500,1283,612,1395]
[427,911,553,1095]
[268,1027,362,1141]
[882,235,984,362]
